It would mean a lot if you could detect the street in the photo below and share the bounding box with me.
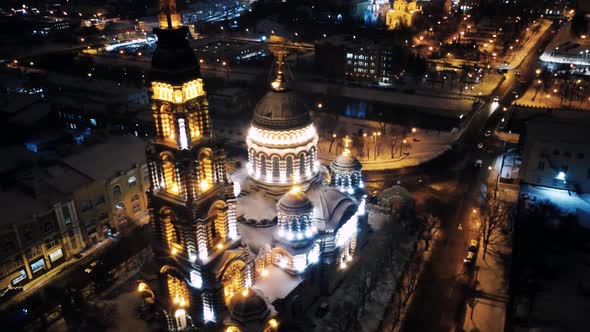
[366,23,552,332]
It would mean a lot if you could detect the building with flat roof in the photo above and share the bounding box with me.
[0,169,85,291]
[520,116,590,194]
[62,135,150,243]
[315,34,401,84]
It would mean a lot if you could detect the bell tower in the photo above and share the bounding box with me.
[146,0,239,328]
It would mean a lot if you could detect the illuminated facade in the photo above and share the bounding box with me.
[245,60,319,193]
[230,46,368,329]
[330,137,364,194]
[147,1,242,330]
[147,4,367,330]
[386,0,420,30]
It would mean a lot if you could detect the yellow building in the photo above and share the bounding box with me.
[386,0,420,30]
[64,135,150,244]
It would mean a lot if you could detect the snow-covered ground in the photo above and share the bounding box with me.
[462,242,510,332]
[503,19,553,70]
[316,115,457,171]
[521,186,590,228]
[515,83,590,111]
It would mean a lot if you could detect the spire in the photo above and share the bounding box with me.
[342,136,352,156]
[159,0,181,29]
[268,36,289,92]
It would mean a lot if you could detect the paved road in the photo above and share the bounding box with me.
[367,23,553,332]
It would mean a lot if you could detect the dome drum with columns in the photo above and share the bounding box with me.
[275,187,318,245]
[330,136,364,194]
[246,65,319,192]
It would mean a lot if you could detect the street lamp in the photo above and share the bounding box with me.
[137,282,155,308]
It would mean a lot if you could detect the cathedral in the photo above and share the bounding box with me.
[146,1,367,331]
[386,0,420,30]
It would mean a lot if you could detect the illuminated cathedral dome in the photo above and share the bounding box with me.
[330,137,363,193]
[275,187,316,244]
[252,88,311,131]
[228,289,270,323]
[246,68,319,192]
[277,187,313,214]
[226,288,279,332]
[332,153,362,172]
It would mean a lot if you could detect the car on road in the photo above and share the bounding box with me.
[477,143,484,149]
[474,159,483,168]
[85,260,102,273]
[484,130,492,137]
[463,251,475,265]
[468,240,478,252]
[74,253,83,259]
[493,96,500,102]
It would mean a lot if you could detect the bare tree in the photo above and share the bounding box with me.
[357,266,371,315]
[403,255,422,306]
[478,196,513,260]
[390,286,405,329]
[419,214,441,251]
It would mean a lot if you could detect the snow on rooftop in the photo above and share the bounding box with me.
[237,223,276,254]
[0,188,51,227]
[236,189,278,221]
[253,265,303,303]
[63,135,146,180]
[43,164,93,195]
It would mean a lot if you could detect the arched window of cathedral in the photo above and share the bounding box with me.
[161,154,179,194]
[299,154,306,176]
[272,156,280,179]
[211,221,217,238]
[160,105,175,140]
[167,273,189,307]
[188,111,201,139]
[209,201,228,241]
[198,149,214,192]
[260,154,267,177]
[286,156,294,179]
[174,225,182,245]
[222,260,245,304]
[249,149,256,173]
[161,209,181,249]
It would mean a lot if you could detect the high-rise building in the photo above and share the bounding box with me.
[146,0,240,329]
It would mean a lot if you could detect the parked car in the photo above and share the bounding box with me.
[484,130,492,137]
[463,251,475,265]
[474,159,483,168]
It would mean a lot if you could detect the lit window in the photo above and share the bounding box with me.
[128,176,137,187]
